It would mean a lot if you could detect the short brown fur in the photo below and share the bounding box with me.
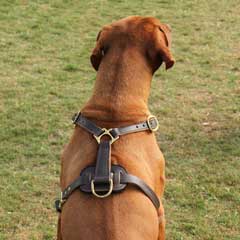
[57,16,175,240]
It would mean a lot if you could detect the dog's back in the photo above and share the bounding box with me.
[60,126,163,240]
[57,16,174,240]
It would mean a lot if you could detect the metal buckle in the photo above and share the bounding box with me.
[55,192,66,212]
[91,179,113,198]
[94,128,119,144]
[72,112,80,124]
[147,115,159,132]
[60,192,66,205]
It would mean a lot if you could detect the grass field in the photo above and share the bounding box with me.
[0,1,239,239]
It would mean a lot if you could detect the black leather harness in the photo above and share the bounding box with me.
[55,112,161,212]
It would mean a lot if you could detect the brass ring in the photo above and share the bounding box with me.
[147,115,159,132]
[93,128,119,144]
[91,179,113,198]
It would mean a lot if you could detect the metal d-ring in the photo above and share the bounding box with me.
[91,179,113,198]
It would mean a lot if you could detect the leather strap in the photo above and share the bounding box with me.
[94,141,111,183]
[72,112,104,137]
[72,112,159,139]
[80,165,127,193]
[55,165,160,212]
[120,173,160,209]
[110,117,158,137]
[62,177,85,200]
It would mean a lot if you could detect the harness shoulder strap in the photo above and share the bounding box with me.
[120,173,160,209]
[72,112,159,139]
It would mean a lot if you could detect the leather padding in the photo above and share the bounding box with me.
[80,164,128,193]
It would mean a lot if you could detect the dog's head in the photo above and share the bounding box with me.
[90,16,175,73]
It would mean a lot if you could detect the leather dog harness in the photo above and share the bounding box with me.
[55,112,160,212]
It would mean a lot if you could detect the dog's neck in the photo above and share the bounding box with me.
[82,49,153,123]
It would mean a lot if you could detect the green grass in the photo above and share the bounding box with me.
[0,1,239,239]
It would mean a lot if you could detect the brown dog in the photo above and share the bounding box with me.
[57,16,175,240]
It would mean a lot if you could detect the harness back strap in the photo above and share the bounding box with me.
[94,141,111,183]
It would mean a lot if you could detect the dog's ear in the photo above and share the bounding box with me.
[90,31,104,71]
[158,24,175,70]
[149,23,175,71]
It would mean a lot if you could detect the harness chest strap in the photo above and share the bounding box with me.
[55,112,160,212]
